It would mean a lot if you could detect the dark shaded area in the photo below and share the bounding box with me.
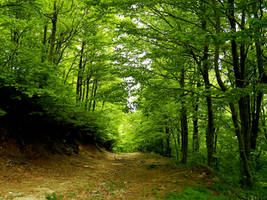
[0,85,101,156]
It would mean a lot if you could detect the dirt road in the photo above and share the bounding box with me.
[0,146,213,199]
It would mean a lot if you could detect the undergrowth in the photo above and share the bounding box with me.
[163,187,231,200]
[45,192,63,200]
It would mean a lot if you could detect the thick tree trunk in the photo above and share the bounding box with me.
[238,9,252,160]
[229,103,253,186]
[205,94,215,167]
[238,97,251,159]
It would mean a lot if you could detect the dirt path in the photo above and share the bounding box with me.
[0,146,213,200]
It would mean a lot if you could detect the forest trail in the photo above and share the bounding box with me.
[0,145,214,200]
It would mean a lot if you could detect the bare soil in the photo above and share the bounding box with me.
[0,144,214,200]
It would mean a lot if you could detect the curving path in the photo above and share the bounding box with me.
[0,146,213,200]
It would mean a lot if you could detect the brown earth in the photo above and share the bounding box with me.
[0,144,214,200]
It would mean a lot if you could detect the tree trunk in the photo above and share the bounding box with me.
[213,0,253,186]
[238,8,252,160]
[252,1,267,82]
[42,22,48,62]
[160,139,164,155]
[250,0,264,150]
[227,0,253,186]
[192,78,200,152]
[85,75,91,110]
[229,103,253,186]
[165,125,171,157]
[238,97,251,159]
[92,79,98,112]
[262,107,267,140]
[180,109,188,164]
[180,67,188,164]
[214,128,218,169]
[192,103,199,152]
[177,127,181,148]
[48,1,57,63]
[201,0,215,167]
[101,101,105,110]
[81,78,86,102]
[171,128,179,161]
[88,81,95,111]
[251,93,262,150]
[76,41,85,103]
[64,55,78,84]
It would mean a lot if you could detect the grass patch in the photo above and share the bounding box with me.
[45,192,64,200]
[163,187,230,200]
[67,192,77,198]
[237,186,267,200]
[108,183,115,191]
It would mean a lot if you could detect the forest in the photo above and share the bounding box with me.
[0,0,266,199]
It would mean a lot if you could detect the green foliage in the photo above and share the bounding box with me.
[45,192,63,200]
[164,187,230,200]
[107,183,115,191]
[0,0,127,149]
[238,187,267,200]
[0,109,6,116]
[67,192,77,198]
